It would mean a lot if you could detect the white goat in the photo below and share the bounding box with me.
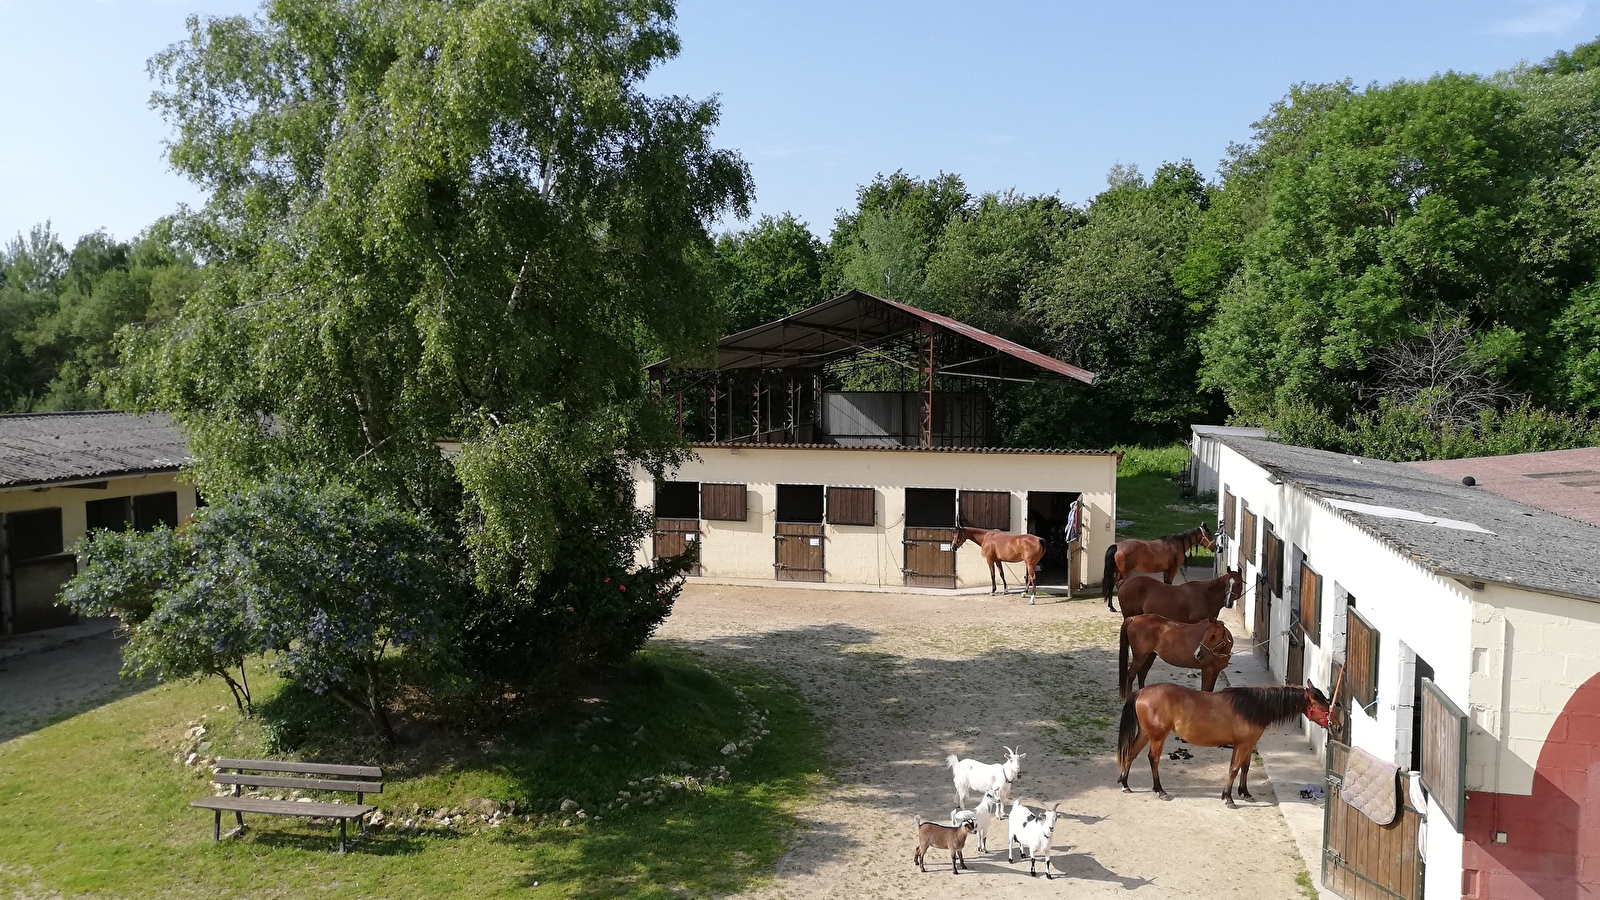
[949,788,1003,853]
[946,746,1023,816]
[1007,799,1061,878]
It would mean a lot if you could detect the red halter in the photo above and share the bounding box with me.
[1303,688,1331,728]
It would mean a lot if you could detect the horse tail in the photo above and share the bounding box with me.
[1118,617,1131,698]
[1116,691,1142,773]
[1102,543,1119,603]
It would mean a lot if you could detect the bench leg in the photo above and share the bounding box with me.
[339,818,347,854]
[235,809,245,831]
[214,810,221,842]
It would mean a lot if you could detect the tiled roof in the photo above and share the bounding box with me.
[1405,448,1600,528]
[689,442,1116,457]
[0,411,192,488]
[1222,437,1600,603]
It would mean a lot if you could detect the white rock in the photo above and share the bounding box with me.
[560,798,578,812]
[720,743,737,755]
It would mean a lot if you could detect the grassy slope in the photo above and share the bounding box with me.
[1115,445,1216,565]
[0,648,824,900]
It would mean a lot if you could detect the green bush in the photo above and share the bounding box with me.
[1268,397,1600,461]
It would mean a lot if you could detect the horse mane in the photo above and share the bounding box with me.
[1222,687,1307,728]
[1161,526,1207,547]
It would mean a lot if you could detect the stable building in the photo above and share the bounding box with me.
[639,291,1118,591]
[1213,436,1600,900]
[0,412,198,634]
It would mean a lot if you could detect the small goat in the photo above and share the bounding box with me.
[1007,799,1061,878]
[946,746,1024,815]
[950,788,1003,853]
[914,815,975,874]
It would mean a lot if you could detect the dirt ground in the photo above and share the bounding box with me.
[657,582,1316,900]
[0,629,147,744]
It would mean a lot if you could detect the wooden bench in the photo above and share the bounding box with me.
[191,757,382,852]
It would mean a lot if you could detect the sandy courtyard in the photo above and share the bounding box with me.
[657,582,1317,900]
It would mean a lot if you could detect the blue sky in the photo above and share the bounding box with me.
[2,1,1596,247]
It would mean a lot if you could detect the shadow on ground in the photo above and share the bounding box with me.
[0,632,151,744]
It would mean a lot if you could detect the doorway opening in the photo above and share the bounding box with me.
[1026,491,1080,586]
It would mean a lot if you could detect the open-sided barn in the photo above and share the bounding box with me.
[638,291,1118,591]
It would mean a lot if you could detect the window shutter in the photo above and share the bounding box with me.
[1421,679,1468,830]
[826,487,876,526]
[701,483,747,521]
[1263,524,1283,597]
[1347,609,1380,712]
[959,491,1012,530]
[1239,505,1256,566]
[1298,561,1321,646]
[1223,489,1236,539]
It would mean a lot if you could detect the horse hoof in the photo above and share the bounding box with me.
[1225,799,1237,809]
[1158,792,1172,801]
[1120,787,1131,794]
[1240,793,1255,802]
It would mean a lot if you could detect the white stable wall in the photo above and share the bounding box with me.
[634,445,1118,590]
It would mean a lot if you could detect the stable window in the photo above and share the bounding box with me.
[134,492,179,531]
[959,490,1011,530]
[1347,608,1380,714]
[1298,558,1321,646]
[655,481,700,519]
[826,487,876,526]
[904,488,957,527]
[5,508,63,561]
[775,484,824,524]
[701,483,747,522]
[1421,678,1468,830]
[86,497,132,533]
[1222,488,1236,539]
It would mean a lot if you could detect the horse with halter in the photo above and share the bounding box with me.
[1118,615,1234,698]
[953,524,1046,602]
[1115,569,1243,683]
[1117,682,1332,806]
[1101,524,1215,611]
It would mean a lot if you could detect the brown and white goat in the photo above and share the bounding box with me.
[914,815,975,874]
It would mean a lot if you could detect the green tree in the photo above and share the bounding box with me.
[710,213,826,333]
[116,0,745,702]
[922,191,1076,340]
[827,171,970,303]
[1022,162,1215,444]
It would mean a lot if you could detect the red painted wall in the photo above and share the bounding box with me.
[1461,672,1600,899]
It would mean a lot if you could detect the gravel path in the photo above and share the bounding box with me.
[658,583,1316,900]
[0,630,148,744]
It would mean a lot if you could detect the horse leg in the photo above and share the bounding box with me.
[999,560,1010,595]
[1223,743,1251,807]
[1238,743,1257,802]
[1201,664,1219,692]
[1147,731,1171,799]
[1119,729,1150,792]
[1137,653,1157,690]
[989,558,998,595]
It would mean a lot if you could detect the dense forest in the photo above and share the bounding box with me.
[10,37,1600,457]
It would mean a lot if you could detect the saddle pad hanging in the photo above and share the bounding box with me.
[1340,747,1400,826]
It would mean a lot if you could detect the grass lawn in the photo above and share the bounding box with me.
[0,647,825,899]
[1115,444,1217,566]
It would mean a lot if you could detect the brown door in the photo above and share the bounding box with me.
[1286,630,1304,687]
[1254,573,1271,662]
[653,517,701,576]
[774,523,824,582]
[1323,741,1425,900]
[903,527,957,589]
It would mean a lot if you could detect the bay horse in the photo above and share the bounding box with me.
[1117,569,1243,680]
[953,525,1046,601]
[1116,682,1331,807]
[1102,524,1215,611]
[1118,615,1234,698]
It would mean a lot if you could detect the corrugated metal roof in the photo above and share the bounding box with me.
[0,411,193,488]
[1406,449,1600,528]
[651,290,1098,385]
[690,442,1116,458]
[1222,437,1600,603]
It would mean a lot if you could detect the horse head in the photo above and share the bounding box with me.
[1225,568,1244,608]
[1198,522,1217,550]
[1303,681,1333,728]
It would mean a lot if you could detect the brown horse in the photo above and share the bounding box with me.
[1116,682,1331,807]
[1101,524,1215,611]
[1117,568,1244,621]
[953,525,1046,601]
[1118,615,1234,698]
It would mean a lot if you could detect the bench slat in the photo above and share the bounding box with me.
[192,797,373,819]
[213,773,382,794]
[213,757,382,779]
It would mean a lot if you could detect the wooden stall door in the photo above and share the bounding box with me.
[1254,573,1271,663]
[653,517,701,576]
[774,523,825,582]
[903,527,957,589]
[1323,741,1425,900]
